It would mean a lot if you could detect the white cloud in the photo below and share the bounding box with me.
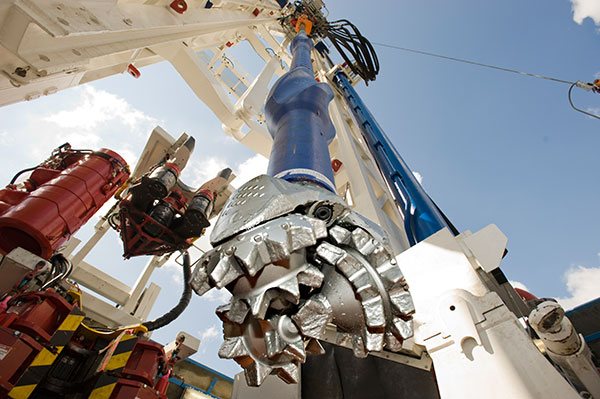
[184,157,229,188]
[0,131,14,147]
[46,86,156,134]
[198,324,222,354]
[232,154,269,188]
[556,265,600,310]
[412,171,423,185]
[22,85,158,164]
[586,107,600,118]
[182,153,268,190]
[200,325,220,341]
[163,258,184,284]
[570,0,600,25]
[509,280,529,292]
[202,288,232,303]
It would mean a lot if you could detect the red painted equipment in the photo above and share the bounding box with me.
[0,289,81,394]
[127,64,141,78]
[514,287,538,302]
[0,144,130,259]
[169,0,187,14]
[0,327,43,393]
[121,340,166,386]
[111,378,166,399]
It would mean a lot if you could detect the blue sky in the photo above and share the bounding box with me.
[0,0,599,378]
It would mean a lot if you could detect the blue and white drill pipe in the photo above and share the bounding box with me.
[264,30,336,192]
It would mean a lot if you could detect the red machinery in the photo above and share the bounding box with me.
[0,143,130,259]
[0,142,200,398]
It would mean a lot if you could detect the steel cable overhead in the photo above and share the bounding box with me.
[370,41,600,120]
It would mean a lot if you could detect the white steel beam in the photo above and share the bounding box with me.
[0,0,282,106]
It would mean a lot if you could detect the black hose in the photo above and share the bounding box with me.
[142,251,192,332]
[324,19,379,84]
[42,253,70,289]
[9,166,39,185]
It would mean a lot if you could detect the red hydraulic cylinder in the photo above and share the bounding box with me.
[0,149,130,259]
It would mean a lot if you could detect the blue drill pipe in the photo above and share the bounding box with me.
[332,70,451,244]
[264,31,336,192]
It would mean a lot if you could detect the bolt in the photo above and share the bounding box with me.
[14,67,27,78]
[314,205,333,222]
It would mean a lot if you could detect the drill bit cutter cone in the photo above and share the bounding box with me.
[190,30,415,386]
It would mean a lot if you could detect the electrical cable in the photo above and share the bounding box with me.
[42,254,68,289]
[371,41,575,85]
[142,251,192,331]
[9,166,39,185]
[568,83,600,120]
[324,19,379,83]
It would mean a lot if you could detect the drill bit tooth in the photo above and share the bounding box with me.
[282,339,306,363]
[355,283,379,301]
[277,362,300,384]
[368,244,390,267]
[316,242,346,266]
[376,262,405,288]
[297,264,325,288]
[306,218,329,240]
[277,277,301,303]
[265,329,285,358]
[351,334,368,358]
[361,296,386,328]
[263,233,291,263]
[210,253,244,288]
[351,227,377,256]
[363,330,384,352]
[292,294,333,339]
[305,338,326,355]
[235,239,267,277]
[389,290,415,316]
[191,249,220,295]
[244,361,272,387]
[190,264,213,295]
[228,298,250,324]
[218,336,249,359]
[247,290,273,319]
[347,267,371,288]
[384,331,403,352]
[287,220,319,253]
[329,225,352,245]
[392,317,414,340]
[336,252,363,277]
[215,303,231,322]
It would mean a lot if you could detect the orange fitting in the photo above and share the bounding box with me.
[295,14,313,35]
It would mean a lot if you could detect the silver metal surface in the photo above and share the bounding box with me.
[210,175,345,244]
[192,176,416,386]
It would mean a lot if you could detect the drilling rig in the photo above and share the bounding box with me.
[0,1,599,398]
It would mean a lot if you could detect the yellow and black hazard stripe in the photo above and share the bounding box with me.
[88,333,138,399]
[8,306,85,399]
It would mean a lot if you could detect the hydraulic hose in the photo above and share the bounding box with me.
[143,251,192,331]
